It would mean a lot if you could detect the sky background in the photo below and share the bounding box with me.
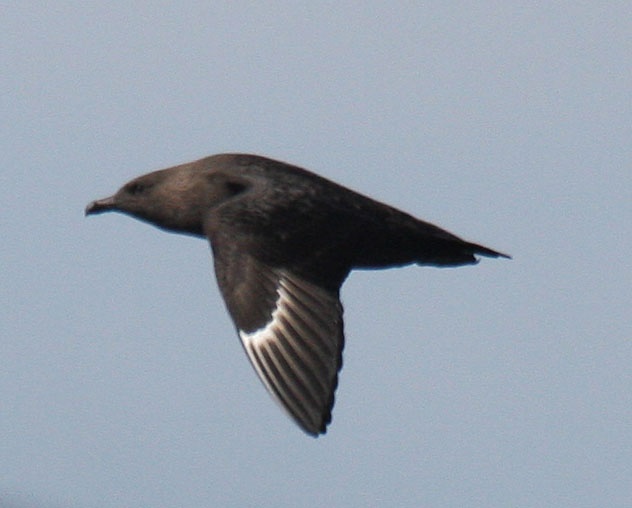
[2,3,631,508]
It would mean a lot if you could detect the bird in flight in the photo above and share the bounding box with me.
[86,153,508,436]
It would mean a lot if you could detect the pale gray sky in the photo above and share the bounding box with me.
[2,3,631,508]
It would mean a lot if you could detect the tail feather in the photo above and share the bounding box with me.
[416,238,510,267]
[468,242,511,260]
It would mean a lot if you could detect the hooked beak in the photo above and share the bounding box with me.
[85,196,117,216]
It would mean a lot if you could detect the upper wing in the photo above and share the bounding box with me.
[210,239,344,436]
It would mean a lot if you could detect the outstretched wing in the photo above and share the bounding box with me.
[210,240,344,436]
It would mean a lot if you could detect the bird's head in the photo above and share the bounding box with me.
[85,158,251,237]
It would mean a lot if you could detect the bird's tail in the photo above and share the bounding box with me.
[416,238,510,267]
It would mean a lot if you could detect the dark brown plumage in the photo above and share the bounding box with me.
[86,153,509,436]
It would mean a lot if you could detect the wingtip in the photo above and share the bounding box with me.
[304,428,325,438]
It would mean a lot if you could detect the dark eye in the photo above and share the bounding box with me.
[225,181,247,195]
[126,182,146,195]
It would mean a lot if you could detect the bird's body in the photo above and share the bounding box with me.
[86,153,508,436]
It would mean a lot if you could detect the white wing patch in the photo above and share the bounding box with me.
[238,273,342,435]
